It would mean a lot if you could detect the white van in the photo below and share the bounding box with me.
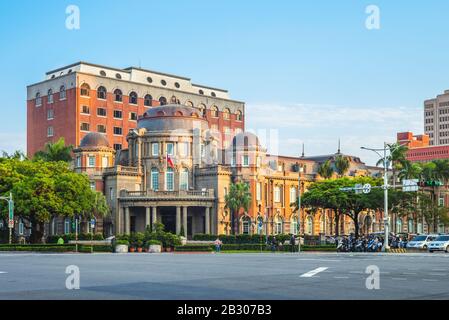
[406,234,438,250]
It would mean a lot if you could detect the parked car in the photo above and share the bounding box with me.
[407,234,439,250]
[428,235,449,253]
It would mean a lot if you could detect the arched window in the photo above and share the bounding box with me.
[211,106,219,118]
[179,168,189,191]
[305,216,314,235]
[80,83,90,97]
[114,89,123,102]
[417,222,423,234]
[64,218,71,235]
[396,219,403,233]
[290,216,298,235]
[274,216,283,235]
[186,101,194,108]
[290,187,297,205]
[59,85,66,100]
[129,91,138,104]
[35,92,42,106]
[159,96,167,106]
[199,104,206,117]
[257,216,264,235]
[151,168,159,191]
[236,110,243,121]
[165,167,174,191]
[170,95,178,104]
[144,94,153,107]
[97,86,107,100]
[408,219,414,234]
[223,108,231,120]
[242,216,251,235]
[47,89,53,103]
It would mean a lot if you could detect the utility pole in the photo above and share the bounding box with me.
[1,193,14,244]
[297,164,304,253]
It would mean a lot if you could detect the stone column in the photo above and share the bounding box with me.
[205,207,211,234]
[176,206,181,235]
[182,206,188,238]
[145,207,151,230]
[152,207,157,230]
[125,207,130,234]
[116,207,122,235]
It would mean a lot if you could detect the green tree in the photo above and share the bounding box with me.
[317,160,334,179]
[334,155,350,178]
[225,182,252,235]
[376,143,408,187]
[33,138,73,163]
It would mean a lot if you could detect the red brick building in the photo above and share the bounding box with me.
[398,131,449,162]
[27,62,245,157]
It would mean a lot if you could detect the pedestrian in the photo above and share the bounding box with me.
[214,238,222,253]
[290,234,296,253]
[271,236,277,252]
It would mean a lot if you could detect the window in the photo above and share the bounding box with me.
[290,187,297,203]
[113,127,122,135]
[109,187,114,200]
[242,216,251,235]
[199,89,204,95]
[147,77,153,84]
[166,143,174,156]
[152,143,159,156]
[60,85,66,100]
[305,216,313,235]
[129,91,138,104]
[114,144,122,151]
[161,79,167,86]
[151,168,159,191]
[396,219,403,233]
[97,124,106,133]
[88,156,95,167]
[64,219,71,235]
[97,86,107,100]
[81,105,90,114]
[274,186,281,203]
[256,156,261,168]
[80,84,90,97]
[211,92,216,97]
[179,168,189,191]
[242,155,249,167]
[113,110,122,119]
[144,94,153,107]
[35,92,42,106]
[159,96,167,106]
[97,108,107,117]
[166,168,174,191]
[256,182,261,201]
[80,123,90,131]
[47,126,54,137]
[175,82,180,88]
[129,112,137,121]
[211,106,219,118]
[47,89,53,104]
[236,110,243,121]
[439,195,445,207]
[274,217,283,235]
[18,220,24,235]
[114,89,123,102]
[76,156,81,168]
[102,156,108,168]
[179,142,189,157]
[290,217,299,235]
[100,70,106,77]
[90,181,96,190]
[47,109,54,120]
[223,108,230,120]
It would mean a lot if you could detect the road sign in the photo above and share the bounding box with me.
[362,184,372,194]
[8,201,13,220]
[8,219,14,228]
[355,184,363,194]
[403,179,419,192]
[91,219,96,228]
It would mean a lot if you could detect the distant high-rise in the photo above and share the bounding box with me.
[424,89,449,146]
[26,62,245,157]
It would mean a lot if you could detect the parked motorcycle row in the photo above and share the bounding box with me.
[335,234,406,252]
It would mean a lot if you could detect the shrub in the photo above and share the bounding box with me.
[146,240,162,246]
[175,245,213,252]
[115,240,129,246]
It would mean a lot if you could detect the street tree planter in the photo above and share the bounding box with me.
[148,245,162,253]
[115,244,128,253]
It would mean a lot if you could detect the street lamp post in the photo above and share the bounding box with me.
[361,143,399,252]
[298,165,304,253]
[0,193,14,244]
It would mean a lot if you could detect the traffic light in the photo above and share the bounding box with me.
[425,181,443,187]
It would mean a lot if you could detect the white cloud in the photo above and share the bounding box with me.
[246,103,422,166]
[0,133,26,155]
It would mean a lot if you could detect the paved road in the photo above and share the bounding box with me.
[0,252,449,300]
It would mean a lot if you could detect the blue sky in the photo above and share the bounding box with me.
[1,0,449,165]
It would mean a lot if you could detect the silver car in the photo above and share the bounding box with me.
[406,234,438,250]
[428,235,449,253]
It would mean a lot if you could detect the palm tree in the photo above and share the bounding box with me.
[398,160,422,181]
[225,182,252,235]
[317,160,334,179]
[33,138,73,163]
[376,143,408,187]
[334,155,350,177]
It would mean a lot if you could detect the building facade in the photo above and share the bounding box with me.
[27,62,245,158]
[424,89,449,146]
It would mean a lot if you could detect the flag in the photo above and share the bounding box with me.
[166,154,175,169]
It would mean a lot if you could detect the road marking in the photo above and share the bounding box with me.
[300,267,329,278]
[0,271,7,274]
[423,279,438,282]
[402,272,417,275]
[391,278,407,281]
[429,273,445,276]
[297,258,341,262]
[349,271,364,274]
[334,276,349,279]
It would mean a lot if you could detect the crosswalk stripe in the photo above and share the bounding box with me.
[300,267,328,278]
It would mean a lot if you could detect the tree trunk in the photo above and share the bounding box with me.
[335,212,340,236]
[354,213,360,238]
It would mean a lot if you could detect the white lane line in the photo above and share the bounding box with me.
[402,272,417,275]
[334,276,349,279]
[429,273,446,276]
[300,267,329,278]
[392,278,407,281]
[0,271,7,274]
[297,259,341,262]
[423,279,438,282]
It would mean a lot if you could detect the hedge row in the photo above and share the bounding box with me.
[174,244,337,252]
[193,234,293,244]
[0,244,112,253]
[47,233,105,244]
[174,245,213,252]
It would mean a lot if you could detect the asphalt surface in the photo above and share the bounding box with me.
[1,252,449,300]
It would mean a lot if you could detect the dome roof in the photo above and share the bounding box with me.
[79,132,110,148]
[138,104,208,132]
[232,132,261,149]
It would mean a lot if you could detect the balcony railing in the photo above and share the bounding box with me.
[103,165,140,175]
[120,189,215,200]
